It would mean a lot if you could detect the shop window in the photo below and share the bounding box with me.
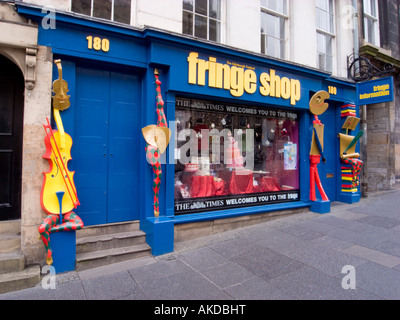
[71,0,131,25]
[316,0,334,72]
[260,0,288,59]
[363,0,380,46]
[183,0,221,42]
[174,97,300,215]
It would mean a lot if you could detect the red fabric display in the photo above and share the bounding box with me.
[259,176,281,192]
[230,171,254,194]
[191,175,215,198]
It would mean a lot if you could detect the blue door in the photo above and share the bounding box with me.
[316,101,338,201]
[73,66,141,226]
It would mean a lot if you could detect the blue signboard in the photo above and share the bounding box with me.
[357,76,394,105]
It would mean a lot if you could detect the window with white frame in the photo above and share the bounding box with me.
[316,0,334,72]
[71,0,131,25]
[363,0,380,46]
[260,0,288,59]
[182,0,221,42]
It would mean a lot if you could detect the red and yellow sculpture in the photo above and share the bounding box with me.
[309,91,330,202]
[339,116,364,191]
[142,69,171,217]
[38,60,83,265]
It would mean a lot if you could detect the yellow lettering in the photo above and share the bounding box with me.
[187,52,199,84]
[186,53,302,105]
[259,72,270,96]
[230,66,244,97]
[280,77,291,100]
[209,57,217,87]
[197,59,209,86]
[270,69,280,98]
[291,80,301,105]
[216,63,230,89]
[244,70,257,94]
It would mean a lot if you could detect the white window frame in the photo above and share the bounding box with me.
[316,0,335,73]
[70,0,135,25]
[182,0,225,43]
[363,0,380,46]
[260,0,289,60]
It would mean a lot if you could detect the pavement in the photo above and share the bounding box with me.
[1,187,400,301]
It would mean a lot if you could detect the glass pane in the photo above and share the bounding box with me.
[261,0,287,14]
[209,19,220,41]
[195,14,207,39]
[317,32,326,54]
[183,11,193,35]
[366,18,375,43]
[114,0,131,24]
[174,98,300,215]
[71,0,91,15]
[266,14,279,37]
[93,0,112,20]
[261,34,266,54]
[318,53,326,70]
[183,0,194,11]
[209,0,220,19]
[370,0,376,16]
[195,0,208,15]
[316,0,328,11]
[326,35,332,55]
[326,54,333,72]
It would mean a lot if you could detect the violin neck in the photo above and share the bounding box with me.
[53,109,66,149]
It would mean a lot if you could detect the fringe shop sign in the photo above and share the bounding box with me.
[187,52,301,105]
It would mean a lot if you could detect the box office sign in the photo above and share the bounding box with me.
[357,76,394,105]
[175,190,300,214]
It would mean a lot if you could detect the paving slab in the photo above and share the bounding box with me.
[223,277,296,300]
[341,245,400,268]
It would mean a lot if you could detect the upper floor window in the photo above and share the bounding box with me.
[183,0,221,42]
[363,0,379,46]
[71,0,131,25]
[260,0,288,59]
[316,0,334,72]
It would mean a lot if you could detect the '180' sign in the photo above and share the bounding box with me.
[86,36,110,52]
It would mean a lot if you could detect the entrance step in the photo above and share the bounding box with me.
[0,252,24,274]
[0,234,20,253]
[75,221,151,271]
[0,265,41,294]
[0,220,41,294]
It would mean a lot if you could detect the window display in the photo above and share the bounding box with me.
[174,97,300,214]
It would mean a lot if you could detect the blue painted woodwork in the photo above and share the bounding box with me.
[51,231,76,273]
[16,3,360,257]
[68,65,141,226]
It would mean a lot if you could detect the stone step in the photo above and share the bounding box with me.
[0,234,21,253]
[76,243,151,271]
[0,220,21,235]
[77,221,140,238]
[76,230,147,254]
[0,252,24,274]
[0,265,41,294]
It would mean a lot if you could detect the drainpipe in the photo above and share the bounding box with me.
[353,0,368,197]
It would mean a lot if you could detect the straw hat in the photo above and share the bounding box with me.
[142,125,171,154]
[309,90,330,115]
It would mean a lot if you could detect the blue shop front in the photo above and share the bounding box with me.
[18,4,361,263]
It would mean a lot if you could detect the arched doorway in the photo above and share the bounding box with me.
[0,54,24,221]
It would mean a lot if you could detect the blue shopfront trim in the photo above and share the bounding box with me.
[17,2,359,257]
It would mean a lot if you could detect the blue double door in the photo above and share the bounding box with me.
[314,101,339,202]
[73,65,141,226]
